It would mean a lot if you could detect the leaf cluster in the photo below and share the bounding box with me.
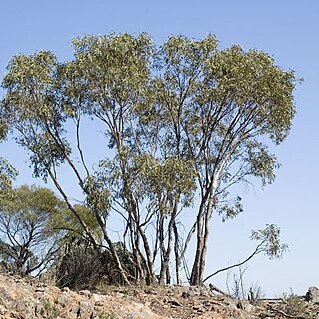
[251,224,288,259]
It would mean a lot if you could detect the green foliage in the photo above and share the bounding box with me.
[41,300,61,318]
[218,196,243,222]
[50,203,102,241]
[1,50,70,180]
[251,224,288,258]
[1,184,62,214]
[83,176,111,220]
[0,33,297,285]
[0,158,17,193]
[0,185,64,274]
[98,153,197,213]
[281,291,307,317]
[135,155,196,204]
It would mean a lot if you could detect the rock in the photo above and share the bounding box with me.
[188,286,201,297]
[94,300,104,307]
[126,313,140,319]
[241,301,256,313]
[144,288,157,295]
[181,291,190,299]
[167,298,182,307]
[79,289,92,297]
[306,287,319,303]
[0,272,129,319]
[71,304,81,315]
[0,304,7,315]
[0,272,316,319]
[91,293,104,304]
[79,300,93,312]
[57,294,69,307]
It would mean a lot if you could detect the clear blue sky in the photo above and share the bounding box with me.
[0,1,318,297]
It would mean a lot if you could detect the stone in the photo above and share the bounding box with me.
[71,305,81,315]
[306,287,319,303]
[181,291,190,299]
[0,304,7,315]
[79,300,93,312]
[91,293,104,303]
[241,301,256,313]
[57,294,69,307]
[79,289,92,297]
[167,298,182,307]
[94,300,104,307]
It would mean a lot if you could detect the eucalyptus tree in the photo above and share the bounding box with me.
[1,33,297,285]
[146,36,296,285]
[0,185,64,275]
[1,34,157,284]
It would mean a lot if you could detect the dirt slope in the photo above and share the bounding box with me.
[0,273,316,318]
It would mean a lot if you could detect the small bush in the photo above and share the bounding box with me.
[41,301,61,318]
[281,291,307,317]
[50,238,136,290]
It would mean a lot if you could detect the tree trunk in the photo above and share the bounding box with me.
[190,190,215,286]
[126,215,144,283]
[189,201,205,286]
[159,203,176,285]
[95,213,131,285]
[173,221,182,285]
[198,203,214,285]
[139,226,157,284]
[158,227,173,284]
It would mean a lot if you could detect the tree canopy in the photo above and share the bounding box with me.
[0,185,64,275]
[0,33,297,285]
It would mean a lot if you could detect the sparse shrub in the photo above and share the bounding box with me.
[54,241,104,289]
[41,300,61,318]
[226,266,264,301]
[281,291,307,317]
[50,237,136,290]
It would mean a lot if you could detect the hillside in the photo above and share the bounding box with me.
[0,273,317,318]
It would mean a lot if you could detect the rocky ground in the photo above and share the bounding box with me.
[0,273,318,318]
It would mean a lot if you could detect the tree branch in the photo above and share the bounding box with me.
[203,241,264,283]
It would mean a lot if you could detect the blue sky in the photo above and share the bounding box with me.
[0,1,318,296]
